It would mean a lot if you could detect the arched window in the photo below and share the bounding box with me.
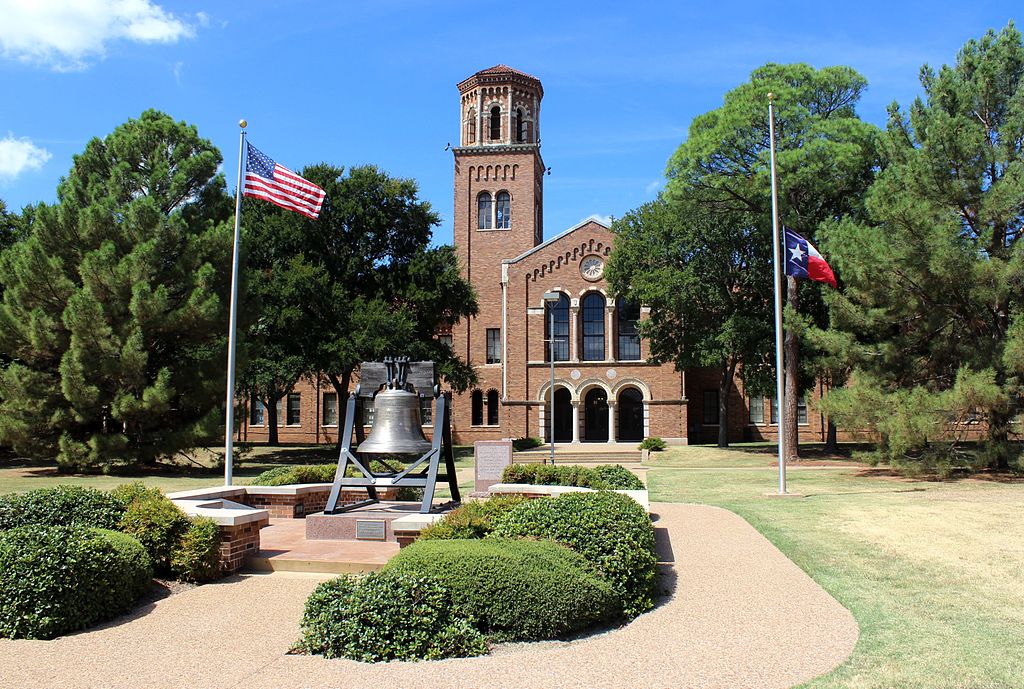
[487,390,499,425]
[495,191,511,229]
[582,293,605,361]
[467,109,477,144]
[471,390,483,426]
[477,192,492,229]
[490,106,501,140]
[516,108,524,142]
[544,293,569,362]
[616,297,641,360]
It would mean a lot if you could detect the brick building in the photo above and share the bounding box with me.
[240,65,832,447]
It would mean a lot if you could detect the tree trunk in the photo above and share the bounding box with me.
[717,359,737,448]
[784,276,800,461]
[987,406,1011,471]
[328,369,355,449]
[265,394,280,446]
[823,419,839,455]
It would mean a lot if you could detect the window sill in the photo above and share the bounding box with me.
[470,424,501,428]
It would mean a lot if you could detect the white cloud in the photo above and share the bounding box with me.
[172,60,183,84]
[644,179,665,196]
[0,134,52,181]
[0,0,198,71]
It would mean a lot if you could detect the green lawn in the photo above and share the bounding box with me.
[646,445,1023,689]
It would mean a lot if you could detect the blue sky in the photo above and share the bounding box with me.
[0,0,1018,245]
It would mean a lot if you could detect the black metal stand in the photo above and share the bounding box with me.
[324,391,460,515]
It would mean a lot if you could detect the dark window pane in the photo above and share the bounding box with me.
[438,334,453,351]
[770,399,778,425]
[703,390,719,425]
[544,294,570,361]
[477,192,492,229]
[582,293,605,362]
[486,328,501,364]
[276,398,284,426]
[322,393,338,426]
[616,297,640,361]
[287,393,301,426]
[420,397,432,426]
[798,397,808,425]
[487,390,499,425]
[749,396,764,425]
[490,106,501,140]
[471,390,483,426]
[495,191,511,229]
[250,400,264,425]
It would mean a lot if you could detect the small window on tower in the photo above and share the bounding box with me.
[477,192,492,229]
[490,106,501,140]
[467,109,476,144]
[495,191,511,229]
[516,108,524,142]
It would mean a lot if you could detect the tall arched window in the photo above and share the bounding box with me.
[616,297,641,360]
[467,109,476,144]
[471,390,483,426]
[487,390,499,425]
[544,293,569,361]
[490,106,501,140]
[516,108,524,142]
[582,293,606,361]
[495,191,511,229]
[477,192,492,229]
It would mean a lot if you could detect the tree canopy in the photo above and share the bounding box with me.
[0,110,233,471]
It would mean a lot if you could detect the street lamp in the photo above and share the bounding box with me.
[543,291,561,466]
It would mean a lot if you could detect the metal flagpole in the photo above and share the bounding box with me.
[767,94,788,495]
[224,120,247,486]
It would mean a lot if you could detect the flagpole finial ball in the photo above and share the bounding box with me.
[767,92,775,101]
[239,119,247,129]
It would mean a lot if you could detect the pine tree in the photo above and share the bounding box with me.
[0,111,233,471]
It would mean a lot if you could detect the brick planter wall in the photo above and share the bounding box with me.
[218,517,269,573]
[240,487,402,518]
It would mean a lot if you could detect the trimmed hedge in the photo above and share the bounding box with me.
[250,460,400,486]
[0,485,125,531]
[170,517,221,583]
[638,437,667,451]
[512,436,544,451]
[0,525,152,639]
[117,491,192,573]
[385,538,617,640]
[298,570,488,662]
[491,491,657,618]
[417,495,527,540]
[501,463,644,490]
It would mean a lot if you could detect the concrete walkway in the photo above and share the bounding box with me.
[0,503,858,689]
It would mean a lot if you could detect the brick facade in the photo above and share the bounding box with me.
[239,65,836,448]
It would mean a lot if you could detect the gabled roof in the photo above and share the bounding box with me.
[457,65,543,95]
[504,217,612,265]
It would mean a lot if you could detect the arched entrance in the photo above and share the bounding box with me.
[618,387,644,442]
[552,387,573,442]
[584,388,609,442]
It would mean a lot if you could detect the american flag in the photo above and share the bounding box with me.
[243,142,326,219]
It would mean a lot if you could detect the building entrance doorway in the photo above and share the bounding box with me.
[618,388,644,442]
[584,388,609,442]
[552,387,573,442]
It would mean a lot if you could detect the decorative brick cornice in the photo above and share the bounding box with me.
[457,65,543,96]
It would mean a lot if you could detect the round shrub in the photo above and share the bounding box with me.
[109,481,164,508]
[0,485,125,531]
[385,538,617,640]
[298,570,488,662]
[638,437,667,451]
[491,491,657,618]
[118,491,191,573]
[170,517,221,583]
[418,495,527,540]
[592,464,645,490]
[0,525,152,639]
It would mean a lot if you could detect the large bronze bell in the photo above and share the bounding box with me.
[357,387,433,455]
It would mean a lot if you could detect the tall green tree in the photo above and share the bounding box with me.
[661,63,879,455]
[0,111,233,470]
[819,24,1024,470]
[238,163,477,444]
[607,198,774,446]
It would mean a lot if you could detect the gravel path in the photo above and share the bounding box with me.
[0,503,858,689]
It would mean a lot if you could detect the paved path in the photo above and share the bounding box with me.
[0,503,858,689]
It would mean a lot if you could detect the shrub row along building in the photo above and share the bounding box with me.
[240,65,830,447]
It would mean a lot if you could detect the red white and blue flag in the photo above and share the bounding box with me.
[243,142,326,219]
[784,229,836,288]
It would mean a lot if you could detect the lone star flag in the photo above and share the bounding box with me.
[784,229,837,288]
[243,142,325,219]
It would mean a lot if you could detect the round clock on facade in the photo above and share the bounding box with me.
[580,255,604,281]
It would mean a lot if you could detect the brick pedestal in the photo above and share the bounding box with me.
[218,517,269,573]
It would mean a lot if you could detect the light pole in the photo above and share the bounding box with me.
[543,291,561,466]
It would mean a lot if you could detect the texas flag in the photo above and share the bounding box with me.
[784,229,837,288]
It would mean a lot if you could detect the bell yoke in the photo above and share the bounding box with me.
[324,357,461,515]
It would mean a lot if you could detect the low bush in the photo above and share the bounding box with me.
[298,570,488,662]
[385,538,617,640]
[418,495,527,540]
[500,463,644,490]
[638,437,667,451]
[170,517,221,583]
[0,485,125,531]
[491,491,657,618]
[251,460,402,486]
[109,481,163,508]
[0,525,152,639]
[512,436,544,451]
[118,491,191,573]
